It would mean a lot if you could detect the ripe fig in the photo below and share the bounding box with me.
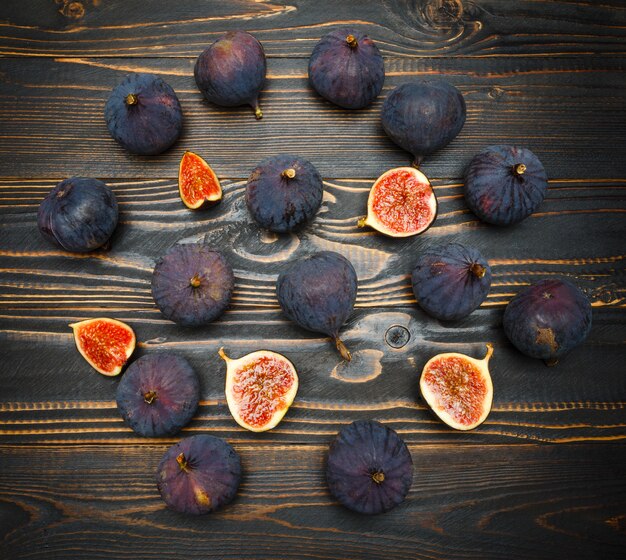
[411,242,492,321]
[194,31,266,119]
[308,27,385,109]
[421,344,494,431]
[357,167,437,237]
[381,80,466,165]
[464,145,549,226]
[38,177,118,253]
[218,348,298,432]
[277,251,357,361]
[246,154,323,232]
[326,420,413,514]
[503,278,592,365]
[156,435,241,515]
[70,318,135,376]
[151,242,234,327]
[105,73,183,155]
[178,151,222,210]
[116,353,200,437]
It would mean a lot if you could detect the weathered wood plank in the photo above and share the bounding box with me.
[0,0,625,58]
[0,56,624,178]
[0,443,624,560]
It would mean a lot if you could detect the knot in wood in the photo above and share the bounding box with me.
[385,325,410,349]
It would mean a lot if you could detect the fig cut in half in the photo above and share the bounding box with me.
[420,344,494,431]
[70,318,136,376]
[219,348,298,432]
[358,167,437,237]
[178,151,222,210]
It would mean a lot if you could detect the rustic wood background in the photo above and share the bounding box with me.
[1,1,625,558]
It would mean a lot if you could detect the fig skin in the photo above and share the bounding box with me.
[381,80,466,166]
[308,27,385,109]
[503,278,592,364]
[464,145,548,226]
[151,242,234,327]
[194,31,266,119]
[277,251,357,361]
[116,353,200,437]
[411,242,492,321]
[38,177,118,252]
[104,73,183,155]
[246,154,323,232]
[326,420,413,515]
[156,435,241,515]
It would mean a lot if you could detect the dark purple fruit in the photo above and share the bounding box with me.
[194,31,266,119]
[156,435,241,515]
[105,73,183,155]
[381,80,466,166]
[277,251,357,361]
[326,420,413,514]
[37,177,118,252]
[116,353,200,437]
[411,242,492,321]
[151,242,234,327]
[503,278,592,364]
[308,27,385,109]
[246,154,323,232]
[465,145,548,226]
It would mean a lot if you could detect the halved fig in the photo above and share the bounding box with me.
[70,318,136,376]
[178,151,222,209]
[358,167,437,237]
[218,348,298,432]
[420,344,494,430]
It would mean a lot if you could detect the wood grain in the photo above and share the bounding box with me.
[0,56,625,178]
[0,0,625,58]
[0,443,624,560]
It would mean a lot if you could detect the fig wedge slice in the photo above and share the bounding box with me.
[358,167,437,237]
[420,344,494,430]
[219,348,298,432]
[178,151,222,209]
[70,318,136,376]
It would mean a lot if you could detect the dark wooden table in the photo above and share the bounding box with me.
[1,1,625,558]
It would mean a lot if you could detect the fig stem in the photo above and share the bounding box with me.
[176,452,190,472]
[412,157,423,169]
[357,216,368,229]
[218,347,231,363]
[125,93,139,106]
[143,390,158,404]
[190,275,201,288]
[335,337,352,362]
[483,343,494,363]
[346,34,358,48]
[371,471,385,484]
[282,168,296,179]
[544,357,559,367]
[470,263,487,279]
[253,103,263,120]
[513,163,527,177]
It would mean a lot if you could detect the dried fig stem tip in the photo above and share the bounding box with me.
[470,263,487,279]
[125,93,139,106]
[513,163,527,177]
[190,275,201,288]
[218,347,231,363]
[483,343,494,363]
[371,471,385,484]
[346,34,358,48]
[281,168,296,179]
[143,390,158,404]
[254,103,263,120]
[335,337,352,361]
[176,452,190,472]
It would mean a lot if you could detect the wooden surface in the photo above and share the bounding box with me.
[0,1,625,559]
